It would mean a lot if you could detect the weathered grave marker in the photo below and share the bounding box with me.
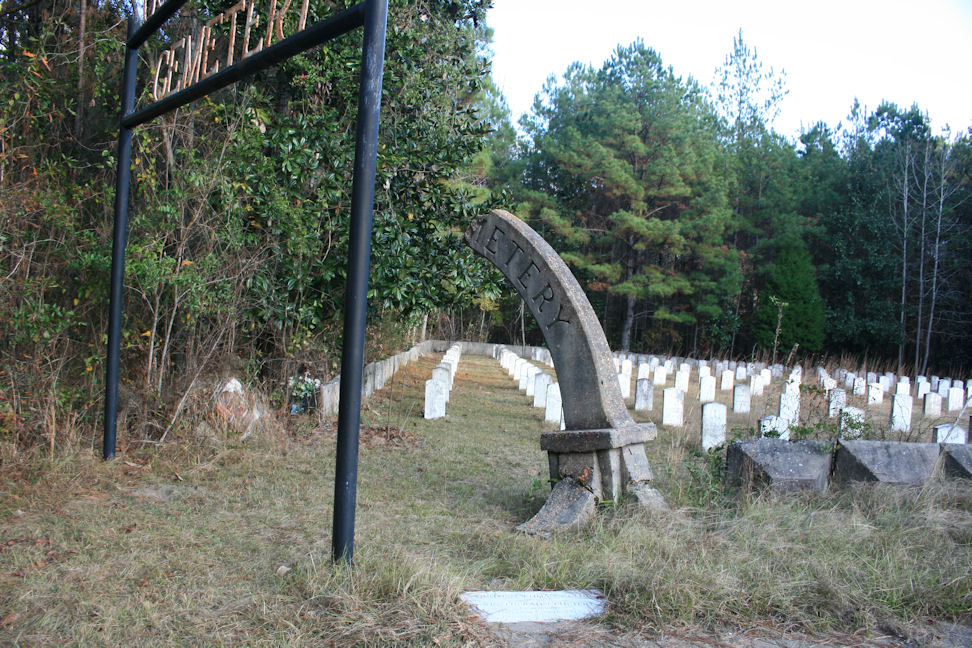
[720,370,734,391]
[662,387,684,426]
[889,393,913,433]
[634,379,653,411]
[935,424,966,444]
[424,379,447,419]
[699,375,716,403]
[924,392,943,417]
[779,392,800,427]
[533,373,552,409]
[828,388,846,419]
[701,402,727,451]
[840,407,865,438]
[733,384,751,413]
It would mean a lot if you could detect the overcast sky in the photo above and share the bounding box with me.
[486,0,972,140]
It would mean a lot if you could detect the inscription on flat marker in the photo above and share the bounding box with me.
[460,590,606,624]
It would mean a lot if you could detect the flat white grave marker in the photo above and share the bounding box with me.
[460,590,606,624]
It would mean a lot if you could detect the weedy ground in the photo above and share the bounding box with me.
[0,354,969,646]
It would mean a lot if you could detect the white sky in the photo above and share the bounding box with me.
[487,0,972,140]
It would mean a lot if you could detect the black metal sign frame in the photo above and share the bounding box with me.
[104,0,388,564]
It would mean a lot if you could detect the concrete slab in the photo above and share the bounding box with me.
[726,439,834,492]
[941,444,972,479]
[833,440,940,486]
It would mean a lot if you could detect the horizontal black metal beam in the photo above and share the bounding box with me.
[122,1,365,128]
[128,0,190,49]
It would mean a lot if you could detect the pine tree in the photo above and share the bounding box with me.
[751,244,826,353]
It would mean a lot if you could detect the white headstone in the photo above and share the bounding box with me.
[747,375,762,397]
[699,375,716,403]
[653,367,668,386]
[827,388,846,419]
[947,386,966,412]
[699,366,711,379]
[934,424,966,444]
[760,368,772,386]
[867,383,883,405]
[938,379,951,397]
[735,365,747,381]
[675,369,690,393]
[621,358,633,378]
[617,373,631,398]
[733,384,751,413]
[432,366,451,401]
[525,366,542,396]
[924,392,942,417]
[424,379,447,419]
[917,381,930,399]
[634,379,653,411]
[840,407,865,438]
[779,392,800,426]
[853,376,866,396]
[701,402,727,451]
[544,383,562,424]
[533,373,552,408]
[662,387,684,426]
[720,370,734,391]
[784,377,801,396]
[759,415,789,440]
[460,590,606,624]
[889,393,913,433]
[637,363,651,381]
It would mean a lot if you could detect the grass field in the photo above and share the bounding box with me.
[1,353,969,646]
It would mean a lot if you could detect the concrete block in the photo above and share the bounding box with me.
[834,440,940,486]
[726,438,834,492]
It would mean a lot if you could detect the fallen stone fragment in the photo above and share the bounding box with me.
[515,478,595,538]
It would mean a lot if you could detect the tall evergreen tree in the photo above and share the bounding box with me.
[750,243,826,353]
[519,42,736,351]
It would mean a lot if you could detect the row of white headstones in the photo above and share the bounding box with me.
[422,344,463,419]
[422,346,970,447]
[609,354,970,450]
[496,349,566,429]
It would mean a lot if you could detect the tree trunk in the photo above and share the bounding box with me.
[896,143,910,375]
[913,141,929,377]
[619,235,636,351]
[73,0,86,141]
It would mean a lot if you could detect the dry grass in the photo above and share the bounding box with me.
[0,354,969,646]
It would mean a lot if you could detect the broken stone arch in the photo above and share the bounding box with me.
[464,210,666,535]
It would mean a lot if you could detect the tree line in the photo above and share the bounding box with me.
[483,35,971,374]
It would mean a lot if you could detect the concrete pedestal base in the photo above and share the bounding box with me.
[518,423,665,536]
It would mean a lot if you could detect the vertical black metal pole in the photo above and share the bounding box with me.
[331,0,387,564]
[103,19,140,459]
